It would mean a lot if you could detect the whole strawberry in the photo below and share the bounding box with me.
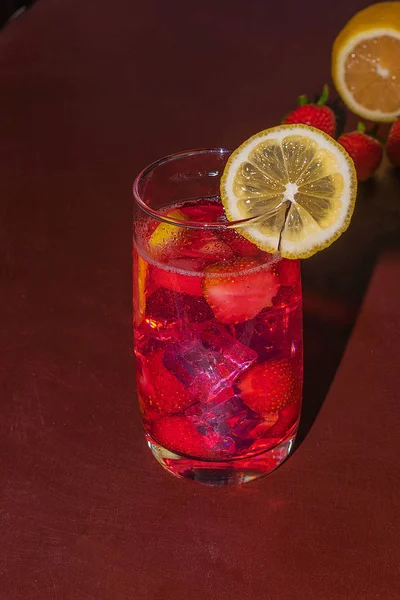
[386,119,400,168]
[284,84,337,137]
[338,123,383,181]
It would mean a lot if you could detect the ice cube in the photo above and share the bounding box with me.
[134,316,182,355]
[180,202,226,222]
[162,339,219,395]
[186,395,263,453]
[200,322,257,379]
[235,316,276,361]
[136,288,215,355]
[184,236,234,262]
[162,322,257,401]
[235,304,302,362]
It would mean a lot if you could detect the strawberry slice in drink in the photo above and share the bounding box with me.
[266,401,301,438]
[138,349,195,414]
[238,359,301,416]
[250,401,300,444]
[151,415,218,459]
[203,257,280,325]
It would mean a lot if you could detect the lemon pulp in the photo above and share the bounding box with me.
[332,2,400,121]
[221,125,357,259]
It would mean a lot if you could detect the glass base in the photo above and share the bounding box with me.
[146,431,297,486]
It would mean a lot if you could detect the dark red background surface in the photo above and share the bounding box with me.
[1,1,400,598]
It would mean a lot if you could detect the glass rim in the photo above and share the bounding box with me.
[132,148,259,230]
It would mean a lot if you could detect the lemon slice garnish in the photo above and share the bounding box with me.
[148,209,185,251]
[220,124,357,259]
[332,2,400,122]
[137,255,147,323]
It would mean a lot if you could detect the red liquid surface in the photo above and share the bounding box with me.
[133,200,303,461]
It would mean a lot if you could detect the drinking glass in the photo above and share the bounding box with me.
[133,149,303,485]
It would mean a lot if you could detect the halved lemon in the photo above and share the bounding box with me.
[220,124,357,259]
[332,2,400,122]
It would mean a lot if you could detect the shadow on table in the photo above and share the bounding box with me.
[294,171,400,447]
